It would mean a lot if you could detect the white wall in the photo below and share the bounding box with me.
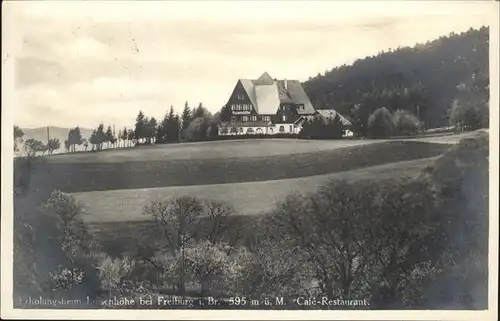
[219,124,301,136]
[269,123,300,134]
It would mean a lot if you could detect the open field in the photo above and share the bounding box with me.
[75,156,438,222]
[24,141,450,193]
[16,133,477,257]
[42,139,384,163]
[86,156,438,256]
[37,131,475,163]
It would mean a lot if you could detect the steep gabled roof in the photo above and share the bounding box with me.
[235,72,315,115]
[239,79,259,110]
[279,80,315,115]
[315,109,352,126]
[254,84,280,114]
[253,72,274,85]
[276,80,294,104]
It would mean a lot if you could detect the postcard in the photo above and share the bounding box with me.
[2,1,498,320]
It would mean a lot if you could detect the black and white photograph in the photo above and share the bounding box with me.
[1,1,498,319]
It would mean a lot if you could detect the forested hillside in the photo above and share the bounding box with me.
[303,26,489,130]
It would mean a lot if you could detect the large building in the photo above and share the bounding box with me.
[218,72,317,135]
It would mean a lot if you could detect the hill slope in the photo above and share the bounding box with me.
[303,27,489,129]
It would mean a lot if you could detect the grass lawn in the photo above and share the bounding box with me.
[24,141,450,193]
[14,136,460,257]
[86,156,439,257]
[41,138,384,163]
[75,156,438,223]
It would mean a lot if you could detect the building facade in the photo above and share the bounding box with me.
[219,72,317,135]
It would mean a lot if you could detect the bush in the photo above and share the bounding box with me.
[142,196,244,295]
[367,107,395,138]
[184,241,231,296]
[47,265,85,292]
[185,117,213,142]
[42,190,100,262]
[392,109,422,135]
[449,99,488,131]
[97,255,136,296]
[230,236,313,303]
[40,190,103,299]
[299,113,344,139]
[259,175,444,307]
[416,131,489,308]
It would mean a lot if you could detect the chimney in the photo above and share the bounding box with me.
[284,79,288,90]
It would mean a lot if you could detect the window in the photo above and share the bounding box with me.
[246,128,254,134]
[251,116,257,121]
[282,115,286,122]
[289,125,293,132]
[262,116,271,122]
[242,116,249,122]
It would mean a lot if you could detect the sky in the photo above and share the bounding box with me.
[4,0,494,129]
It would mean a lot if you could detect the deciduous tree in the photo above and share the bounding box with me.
[47,138,61,155]
[367,107,395,138]
[14,125,25,155]
[24,138,45,157]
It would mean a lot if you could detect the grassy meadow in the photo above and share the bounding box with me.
[15,135,470,258]
[24,140,449,193]
[76,156,438,222]
[84,156,439,257]
[13,131,489,308]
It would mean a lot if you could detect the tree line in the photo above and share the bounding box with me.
[13,101,224,156]
[14,125,61,157]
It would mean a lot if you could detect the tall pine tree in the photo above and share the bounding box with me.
[181,101,192,140]
[135,111,146,144]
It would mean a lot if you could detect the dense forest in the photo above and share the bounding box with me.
[303,26,489,131]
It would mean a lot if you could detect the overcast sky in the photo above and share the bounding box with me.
[6,1,493,129]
